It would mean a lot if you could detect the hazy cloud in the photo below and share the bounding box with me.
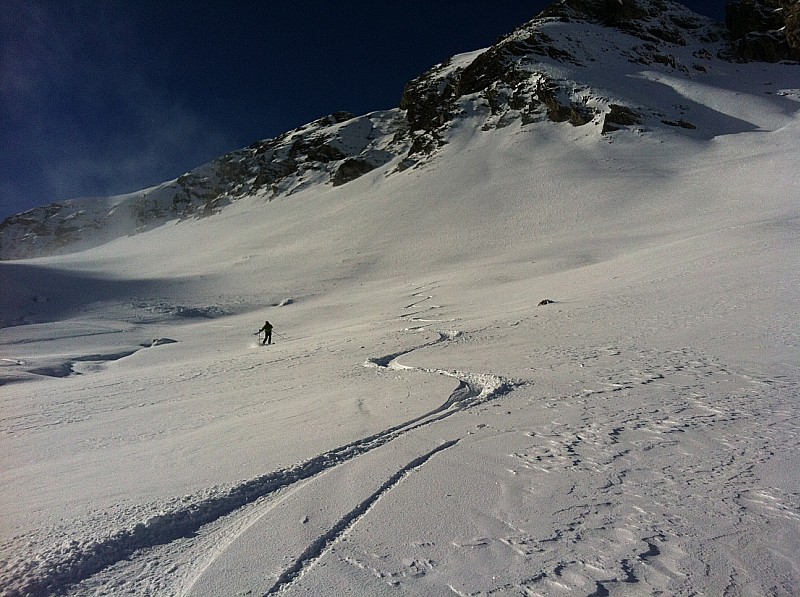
[0,1,237,219]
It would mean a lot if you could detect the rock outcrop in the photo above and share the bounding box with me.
[726,0,800,62]
[396,0,723,164]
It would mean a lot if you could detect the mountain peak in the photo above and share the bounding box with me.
[398,0,725,156]
[2,1,797,261]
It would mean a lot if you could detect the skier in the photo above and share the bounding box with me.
[258,320,273,345]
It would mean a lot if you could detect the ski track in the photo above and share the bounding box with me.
[263,439,460,595]
[8,287,794,596]
[2,324,517,597]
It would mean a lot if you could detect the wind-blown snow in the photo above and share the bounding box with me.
[1,10,799,597]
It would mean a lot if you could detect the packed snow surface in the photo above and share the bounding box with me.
[2,30,799,597]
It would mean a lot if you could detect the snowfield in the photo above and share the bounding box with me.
[2,16,800,597]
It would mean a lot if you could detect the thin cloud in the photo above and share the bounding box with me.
[0,2,237,219]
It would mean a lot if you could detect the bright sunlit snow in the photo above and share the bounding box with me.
[1,8,799,597]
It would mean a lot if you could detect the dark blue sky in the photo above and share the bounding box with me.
[1,1,726,220]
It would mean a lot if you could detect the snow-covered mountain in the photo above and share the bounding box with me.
[2,0,796,260]
[1,1,799,596]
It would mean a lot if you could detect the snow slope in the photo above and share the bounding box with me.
[1,4,799,597]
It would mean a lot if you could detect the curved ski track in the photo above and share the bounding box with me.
[4,329,519,597]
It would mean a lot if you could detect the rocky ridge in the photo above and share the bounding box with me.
[1,0,795,260]
[0,110,410,259]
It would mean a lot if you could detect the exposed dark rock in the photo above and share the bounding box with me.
[787,4,800,53]
[726,0,784,38]
[458,48,526,97]
[726,0,800,61]
[661,119,697,129]
[602,104,642,133]
[398,64,461,157]
[458,33,579,98]
[541,0,648,24]
[535,79,594,125]
[331,158,376,186]
[540,0,706,45]
[316,111,356,126]
[290,138,346,163]
[400,66,460,133]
